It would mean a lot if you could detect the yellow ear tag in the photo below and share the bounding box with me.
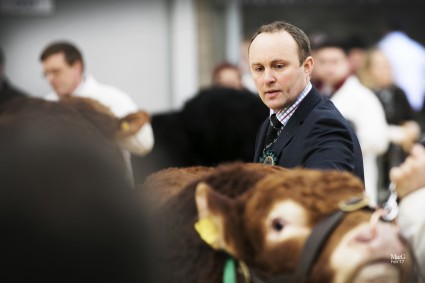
[121,121,130,131]
[194,217,220,249]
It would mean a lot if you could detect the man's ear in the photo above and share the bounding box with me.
[72,60,84,74]
[303,56,314,75]
[194,182,236,253]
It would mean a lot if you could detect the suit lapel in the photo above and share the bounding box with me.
[254,118,269,162]
[272,87,322,160]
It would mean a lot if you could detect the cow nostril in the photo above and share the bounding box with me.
[271,218,285,232]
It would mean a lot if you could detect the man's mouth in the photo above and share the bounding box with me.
[264,90,280,97]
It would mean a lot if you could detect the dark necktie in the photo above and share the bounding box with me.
[263,114,283,151]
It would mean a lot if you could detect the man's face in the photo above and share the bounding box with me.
[369,50,393,88]
[42,52,82,97]
[249,31,313,112]
[313,47,350,87]
[215,68,243,90]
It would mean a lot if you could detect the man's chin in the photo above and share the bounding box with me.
[267,104,285,113]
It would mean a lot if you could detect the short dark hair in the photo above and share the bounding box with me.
[212,62,241,83]
[40,41,84,69]
[314,38,349,56]
[249,21,311,65]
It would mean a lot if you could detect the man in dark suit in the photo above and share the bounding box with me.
[0,47,27,105]
[249,21,364,181]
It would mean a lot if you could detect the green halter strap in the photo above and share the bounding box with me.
[223,257,237,283]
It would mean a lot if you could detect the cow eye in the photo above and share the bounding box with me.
[271,218,285,232]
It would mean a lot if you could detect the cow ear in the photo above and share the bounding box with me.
[117,111,150,137]
[194,182,234,252]
[117,111,154,156]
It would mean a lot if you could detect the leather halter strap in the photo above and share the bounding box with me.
[293,210,346,282]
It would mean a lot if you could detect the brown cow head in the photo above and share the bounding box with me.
[195,168,413,283]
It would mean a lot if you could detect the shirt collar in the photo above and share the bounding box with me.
[270,82,312,126]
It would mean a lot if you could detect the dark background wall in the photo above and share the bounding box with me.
[241,0,425,45]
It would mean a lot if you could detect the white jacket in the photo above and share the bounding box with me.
[331,76,389,205]
[45,75,138,118]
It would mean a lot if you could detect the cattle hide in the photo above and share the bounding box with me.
[141,166,215,209]
[147,163,413,283]
[132,87,268,183]
[148,163,287,283]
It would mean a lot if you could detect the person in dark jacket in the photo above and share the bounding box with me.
[249,21,364,182]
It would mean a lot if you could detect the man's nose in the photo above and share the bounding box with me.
[44,73,56,84]
[263,69,276,85]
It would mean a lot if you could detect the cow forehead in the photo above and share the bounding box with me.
[244,169,365,222]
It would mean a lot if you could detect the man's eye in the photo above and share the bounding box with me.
[254,66,264,72]
[44,70,61,77]
[275,64,285,69]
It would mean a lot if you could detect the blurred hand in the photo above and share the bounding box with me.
[388,121,420,152]
[400,121,421,152]
[390,144,425,197]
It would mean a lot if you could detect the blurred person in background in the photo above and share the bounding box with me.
[390,143,425,275]
[358,48,420,189]
[40,41,142,119]
[391,142,425,197]
[40,41,154,182]
[240,39,259,93]
[345,35,368,74]
[308,31,329,90]
[0,47,28,105]
[378,20,425,115]
[313,40,389,206]
[249,21,364,182]
[211,61,244,90]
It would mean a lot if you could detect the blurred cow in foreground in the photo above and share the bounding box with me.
[144,163,414,283]
[0,97,154,282]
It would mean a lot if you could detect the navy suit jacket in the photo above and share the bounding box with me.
[254,87,364,182]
